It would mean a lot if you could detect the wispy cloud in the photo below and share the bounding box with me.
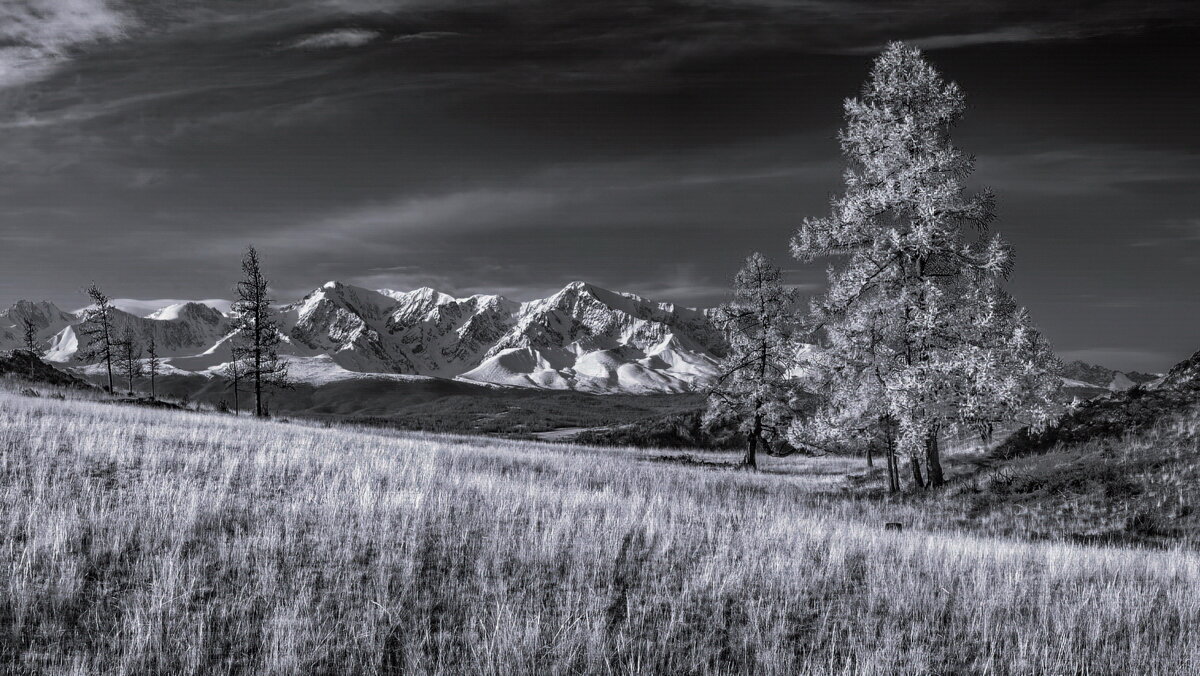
[1132,218,1200,249]
[0,0,133,88]
[288,28,381,50]
[255,189,563,255]
[978,145,1200,196]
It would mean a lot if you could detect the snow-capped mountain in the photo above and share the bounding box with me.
[8,281,728,394]
[282,280,727,393]
[0,300,77,350]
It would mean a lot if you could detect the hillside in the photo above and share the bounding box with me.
[2,389,1200,673]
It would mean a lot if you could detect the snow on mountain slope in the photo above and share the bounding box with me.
[266,280,728,392]
[1060,360,1160,392]
[14,281,729,393]
[40,303,232,366]
[0,301,77,351]
[78,298,232,318]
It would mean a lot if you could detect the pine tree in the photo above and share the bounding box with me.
[78,283,117,393]
[705,252,800,470]
[790,43,1059,488]
[231,246,289,417]
[145,334,160,399]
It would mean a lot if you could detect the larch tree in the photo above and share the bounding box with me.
[115,327,143,396]
[231,245,289,417]
[223,343,246,416]
[21,317,38,353]
[145,334,160,399]
[790,42,1059,488]
[79,283,117,393]
[705,252,800,470]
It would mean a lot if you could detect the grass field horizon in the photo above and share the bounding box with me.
[3,386,1199,674]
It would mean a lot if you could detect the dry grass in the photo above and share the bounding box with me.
[2,390,1200,674]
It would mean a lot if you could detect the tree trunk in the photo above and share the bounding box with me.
[925,429,945,488]
[910,452,925,490]
[866,443,874,468]
[884,422,899,493]
[233,377,239,416]
[885,444,898,493]
[254,347,263,417]
[744,414,761,470]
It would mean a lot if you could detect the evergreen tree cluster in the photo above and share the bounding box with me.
[707,43,1061,487]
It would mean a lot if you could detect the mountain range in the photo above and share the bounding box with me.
[0,281,1161,396]
[0,281,728,395]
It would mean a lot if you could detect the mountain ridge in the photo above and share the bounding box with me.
[0,281,728,394]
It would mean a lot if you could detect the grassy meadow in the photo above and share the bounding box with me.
[2,386,1200,674]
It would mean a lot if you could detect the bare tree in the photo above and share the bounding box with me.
[115,327,143,396]
[78,283,117,393]
[231,246,289,417]
[222,347,246,416]
[705,252,800,470]
[145,334,160,399]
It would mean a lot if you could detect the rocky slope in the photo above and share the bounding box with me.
[995,349,1199,458]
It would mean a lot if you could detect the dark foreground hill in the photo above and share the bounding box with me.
[0,350,92,389]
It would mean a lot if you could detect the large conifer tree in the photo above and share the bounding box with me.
[231,246,289,417]
[790,43,1059,487]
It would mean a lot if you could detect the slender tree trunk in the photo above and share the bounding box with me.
[925,428,945,488]
[884,421,899,493]
[150,372,155,399]
[883,449,892,492]
[866,443,874,468]
[744,413,761,470]
[233,375,240,416]
[104,349,113,393]
[254,345,263,417]
[910,452,925,490]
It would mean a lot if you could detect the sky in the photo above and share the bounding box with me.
[0,0,1197,372]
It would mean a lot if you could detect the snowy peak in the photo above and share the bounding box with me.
[147,302,225,324]
[17,280,730,394]
[280,279,729,391]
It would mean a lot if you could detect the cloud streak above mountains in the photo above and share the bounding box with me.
[0,0,1198,371]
